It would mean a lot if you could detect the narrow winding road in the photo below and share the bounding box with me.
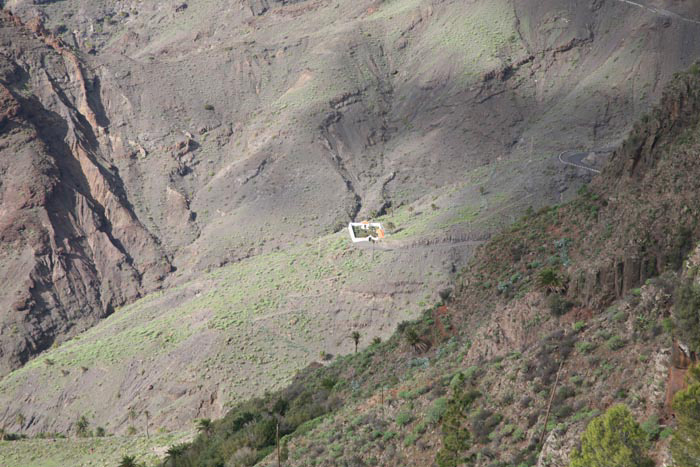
[556,1,700,175]
[617,0,700,25]
[615,0,700,26]
[558,150,602,174]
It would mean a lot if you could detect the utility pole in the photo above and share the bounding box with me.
[539,360,564,446]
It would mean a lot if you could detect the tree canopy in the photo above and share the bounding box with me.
[569,405,653,467]
[672,382,700,467]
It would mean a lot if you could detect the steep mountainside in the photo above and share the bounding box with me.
[147,66,700,467]
[0,11,170,375]
[2,0,700,449]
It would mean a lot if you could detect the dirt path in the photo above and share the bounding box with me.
[614,0,700,26]
[558,150,602,174]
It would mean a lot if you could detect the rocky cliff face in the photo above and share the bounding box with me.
[565,67,700,308]
[0,11,170,374]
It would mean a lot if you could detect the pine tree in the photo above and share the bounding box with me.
[569,405,653,467]
[671,383,700,467]
[436,373,479,467]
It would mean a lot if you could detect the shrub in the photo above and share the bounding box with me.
[662,317,674,334]
[572,321,586,333]
[512,427,525,441]
[462,366,481,383]
[500,424,516,436]
[473,410,503,443]
[548,294,574,316]
[538,268,562,291]
[575,341,596,354]
[640,416,661,441]
[427,397,448,424]
[396,411,414,427]
[690,62,700,76]
[607,336,626,351]
[404,432,419,446]
[613,310,627,322]
[554,404,574,420]
[76,415,90,438]
[671,382,700,466]
[204,104,215,111]
[225,446,258,466]
[553,386,576,406]
[568,405,653,467]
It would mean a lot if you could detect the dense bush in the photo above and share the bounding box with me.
[427,397,449,424]
[395,410,414,427]
[167,364,344,467]
[548,294,574,316]
[568,405,653,467]
[671,381,700,467]
[472,409,503,444]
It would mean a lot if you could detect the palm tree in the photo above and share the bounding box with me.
[76,415,90,437]
[128,407,138,423]
[405,328,429,353]
[163,443,187,467]
[537,268,564,294]
[118,455,137,467]
[195,418,212,436]
[350,331,360,353]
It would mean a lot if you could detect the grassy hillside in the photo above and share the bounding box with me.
[0,434,188,467]
[3,0,697,382]
[0,150,558,438]
[138,66,700,467]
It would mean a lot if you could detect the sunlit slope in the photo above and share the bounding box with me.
[0,152,560,434]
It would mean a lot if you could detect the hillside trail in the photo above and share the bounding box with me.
[558,150,602,174]
[357,147,602,253]
[615,0,700,26]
